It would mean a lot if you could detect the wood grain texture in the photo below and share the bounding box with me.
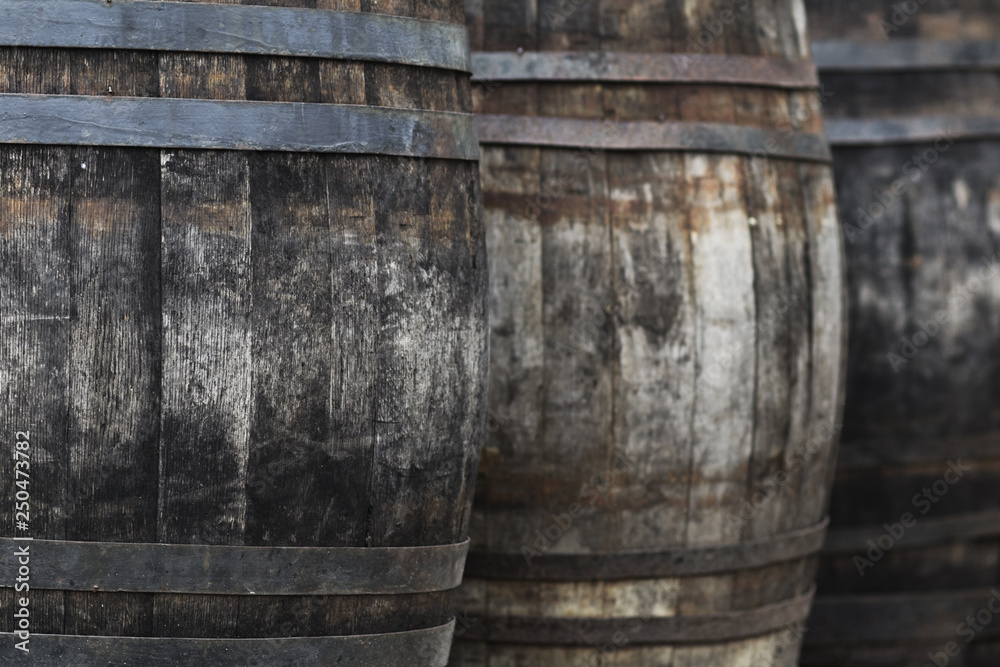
[63,143,163,637]
[802,2,1000,664]
[0,145,73,637]
[0,0,487,656]
[457,0,844,663]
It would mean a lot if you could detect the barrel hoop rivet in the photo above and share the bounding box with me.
[0,622,455,666]
[471,52,819,89]
[0,94,480,160]
[460,589,815,646]
[465,518,829,580]
[0,537,469,595]
[0,0,471,72]
[475,115,832,162]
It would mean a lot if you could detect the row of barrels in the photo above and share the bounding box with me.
[0,0,996,665]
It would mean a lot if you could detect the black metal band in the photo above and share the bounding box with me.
[814,39,1000,72]
[0,0,470,72]
[477,115,831,162]
[0,537,468,595]
[466,519,828,581]
[472,52,818,88]
[460,589,814,646]
[0,94,479,160]
[836,432,1000,469]
[807,589,1000,644]
[823,509,1000,555]
[0,621,454,666]
[825,116,1000,146]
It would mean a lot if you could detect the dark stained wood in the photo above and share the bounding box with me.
[155,150,254,639]
[0,42,77,642]
[63,144,163,637]
[0,0,486,655]
[806,0,1000,41]
[60,43,164,640]
[152,13,255,640]
[455,0,845,664]
[0,145,73,637]
[802,1,1000,665]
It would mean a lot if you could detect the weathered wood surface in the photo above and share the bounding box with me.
[0,0,488,656]
[802,1,1000,665]
[455,0,846,664]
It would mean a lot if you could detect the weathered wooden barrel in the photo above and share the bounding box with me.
[453,1,846,664]
[0,1,487,665]
[800,1,1000,665]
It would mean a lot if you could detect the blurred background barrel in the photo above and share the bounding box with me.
[0,1,486,665]
[801,1,1000,665]
[454,1,845,664]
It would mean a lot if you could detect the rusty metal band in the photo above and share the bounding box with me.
[0,94,479,160]
[465,518,828,581]
[0,621,454,666]
[471,51,818,88]
[477,115,831,162]
[0,0,470,72]
[806,589,1000,644]
[0,537,468,595]
[460,588,814,646]
[814,39,1000,72]
[836,433,1000,469]
[823,509,1000,556]
[825,116,1000,146]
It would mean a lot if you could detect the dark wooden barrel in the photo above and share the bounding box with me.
[800,1,1000,665]
[453,1,846,664]
[0,1,487,665]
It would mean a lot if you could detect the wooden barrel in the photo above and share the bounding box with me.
[453,1,846,664]
[800,1,1000,665]
[0,1,487,665]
